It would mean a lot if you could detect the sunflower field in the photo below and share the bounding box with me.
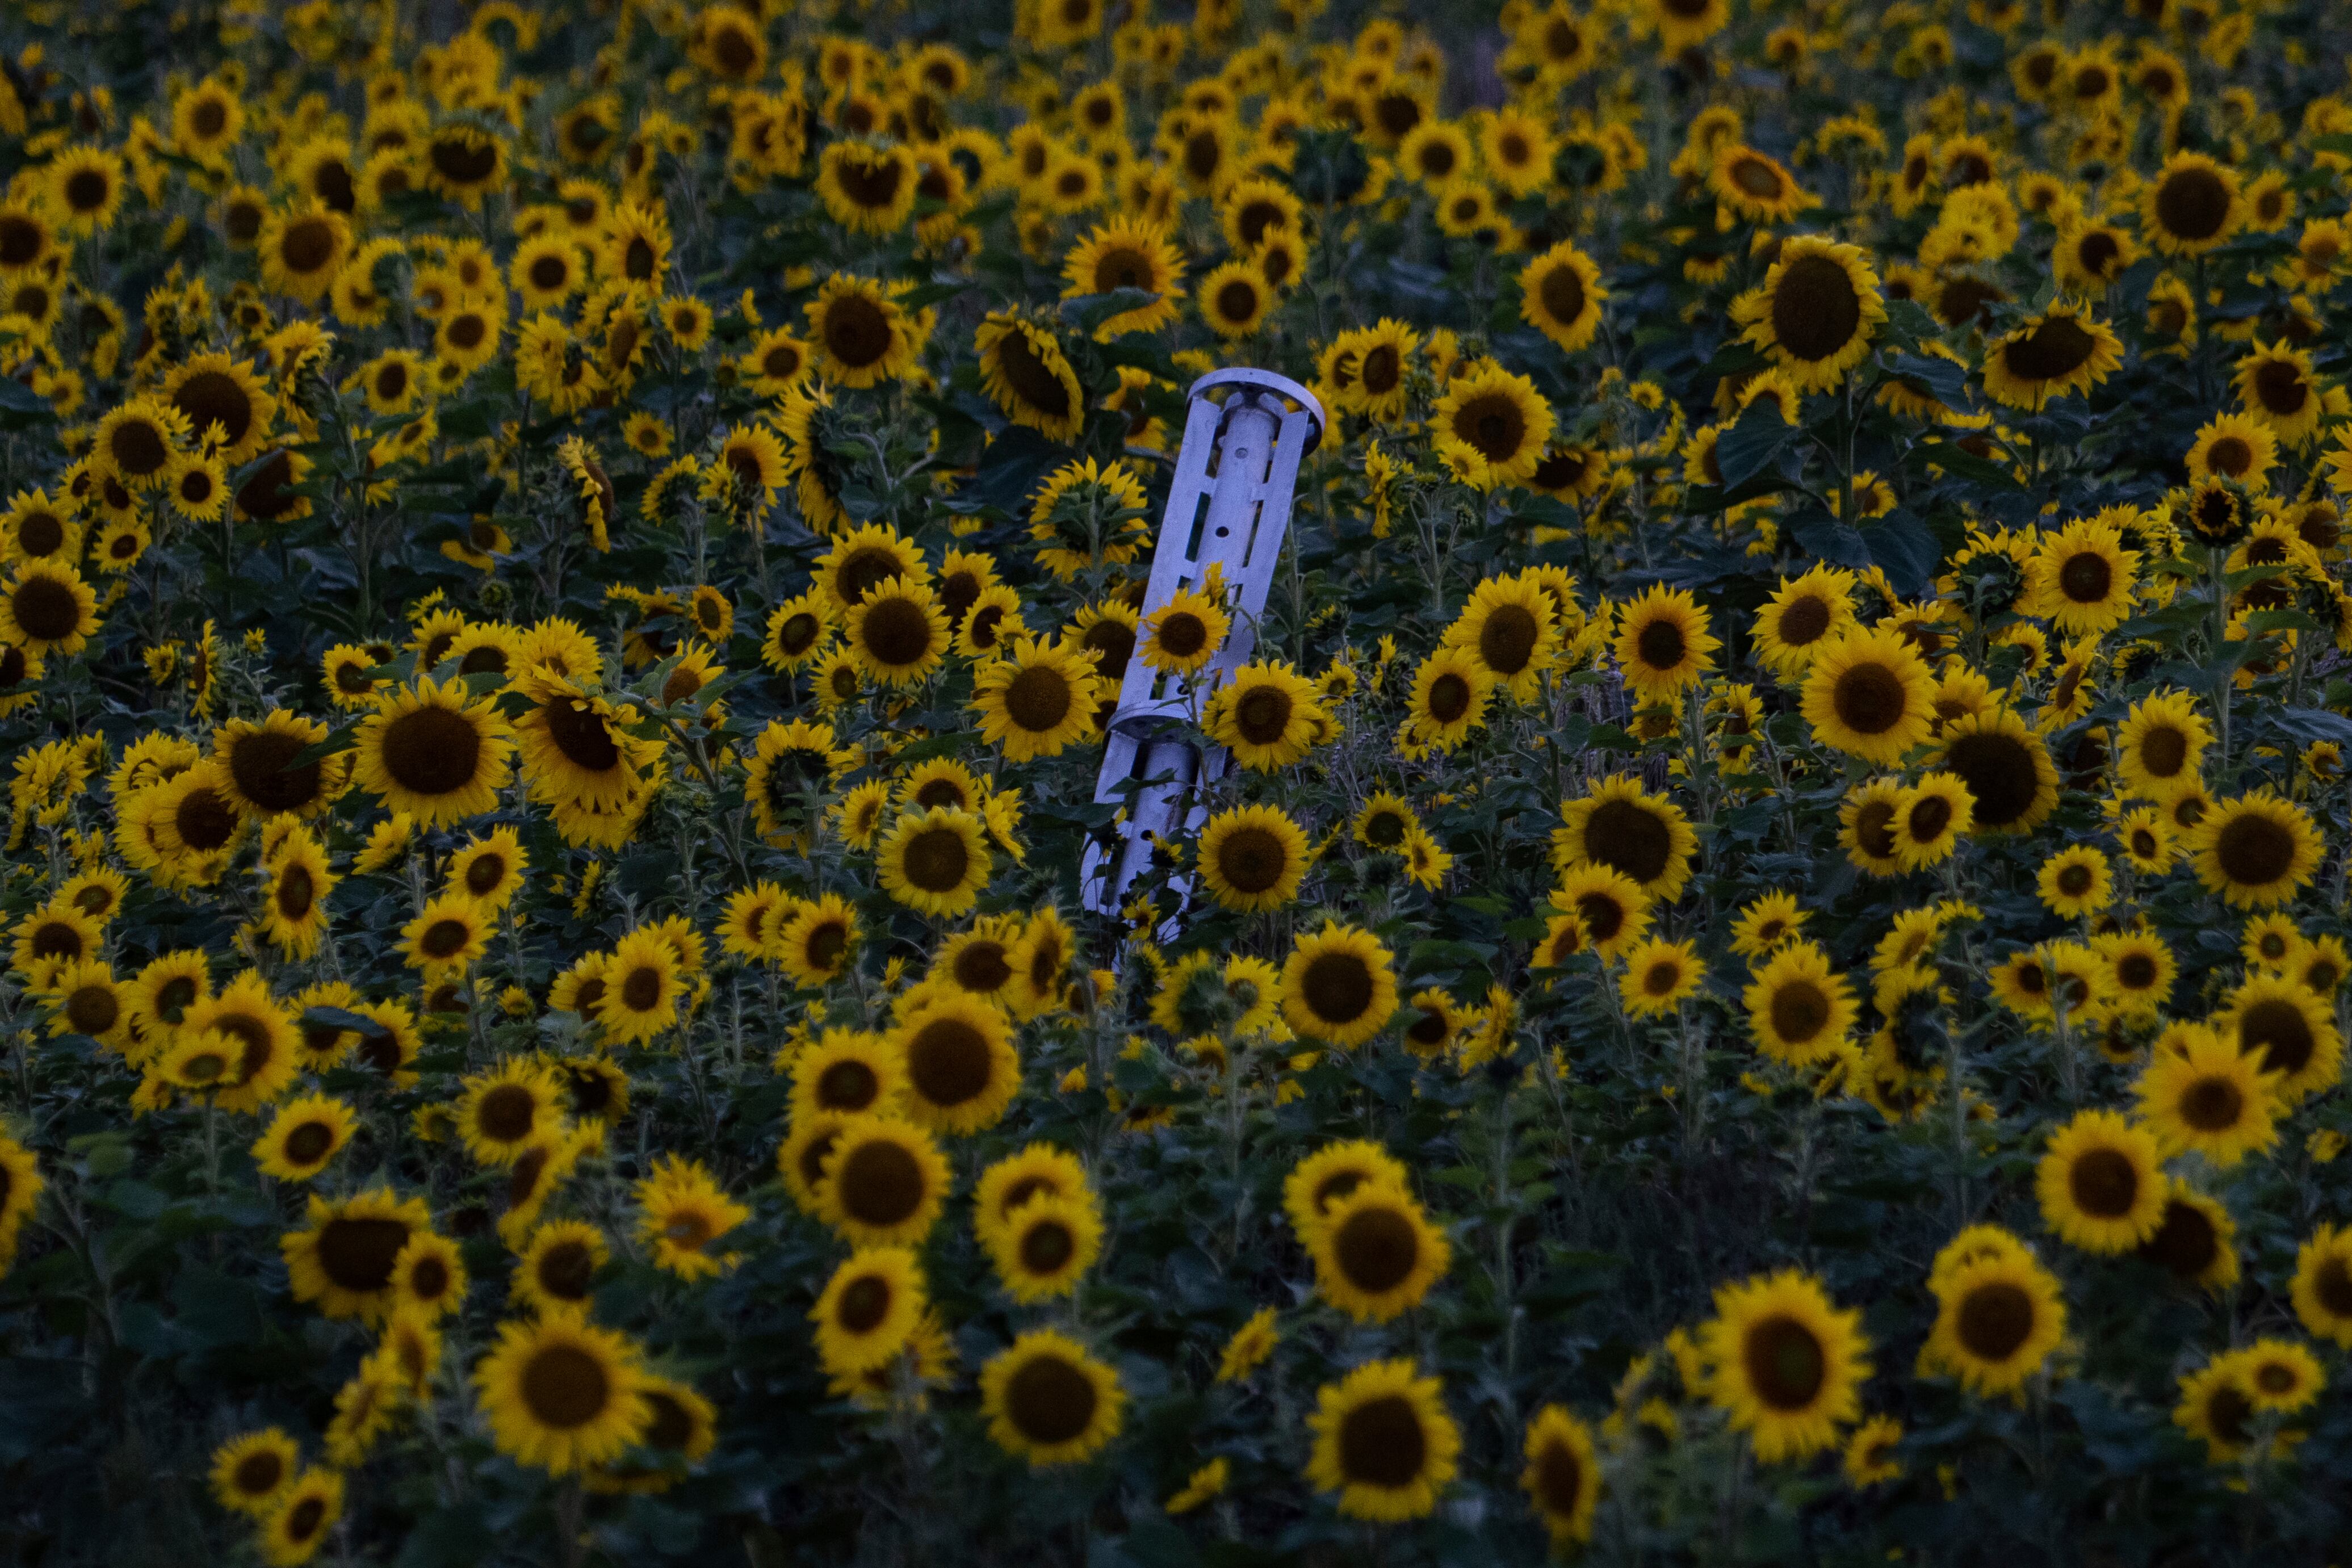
[15,0,2352,1562]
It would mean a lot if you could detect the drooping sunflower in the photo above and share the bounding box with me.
[1710,142,1810,224]
[1730,236,1884,392]
[1922,1247,2067,1397]
[1310,1183,1451,1322]
[1745,941,1856,1066]
[979,1330,1126,1468]
[1431,364,1555,491]
[1980,304,2124,409]
[1518,239,1606,353]
[975,312,1085,441]
[817,1114,951,1246]
[1279,923,1398,1050]
[1613,584,1719,701]
[810,1246,926,1376]
[1196,803,1310,913]
[353,677,514,827]
[474,1308,651,1476]
[2189,790,2322,909]
[1933,708,2059,836]
[1303,1359,1461,1523]
[2036,1109,2167,1255]
[1699,1270,1870,1463]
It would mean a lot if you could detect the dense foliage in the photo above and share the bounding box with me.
[5,0,2352,1563]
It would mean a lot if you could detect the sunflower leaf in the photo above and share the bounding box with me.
[1713,401,1795,489]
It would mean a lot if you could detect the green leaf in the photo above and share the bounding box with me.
[1713,400,1795,489]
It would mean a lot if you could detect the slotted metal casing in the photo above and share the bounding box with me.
[1080,368,1325,920]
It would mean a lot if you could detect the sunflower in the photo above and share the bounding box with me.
[252,1094,357,1183]
[456,1056,563,1167]
[875,806,992,919]
[282,1187,433,1322]
[2114,689,2210,800]
[1310,1183,1450,1322]
[2141,151,2240,256]
[1204,662,1324,775]
[1547,863,1648,962]
[1745,942,1856,1067]
[1279,923,1398,1050]
[804,275,920,388]
[1304,1359,1461,1522]
[163,354,275,466]
[788,1030,902,1123]
[1196,260,1271,338]
[1934,708,2059,836]
[1751,565,1858,676]
[892,995,1021,1135]
[389,1230,467,1320]
[182,973,300,1114]
[811,1246,925,1376]
[2218,973,2342,1104]
[422,123,506,206]
[2036,1109,2167,1255]
[599,929,683,1046]
[259,1469,343,1567]
[2136,1024,2280,1168]
[1980,303,2124,410]
[2136,1189,2239,1293]
[1730,237,1884,392]
[980,1330,1125,1467]
[816,1114,951,1247]
[773,894,862,987]
[1517,1405,1602,1548]
[844,580,950,689]
[1432,363,1554,490]
[2189,790,2321,908]
[1518,239,1606,354]
[985,1191,1103,1303]
[1054,216,1187,341]
[1619,937,1705,1018]
[2023,514,2139,635]
[1403,645,1494,751]
[636,1156,750,1281]
[2291,1223,2352,1347]
[1554,773,1698,900]
[1133,584,1227,681]
[353,677,513,827]
[211,1428,300,1518]
[1887,774,1971,871]
[1798,627,1935,766]
[970,637,1101,760]
[815,139,918,235]
[259,202,353,301]
[1196,803,1310,913]
[1711,142,1810,224]
[2233,339,2324,445]
[1922,1248,2067,1397]
[1700,1269,1870,1462]
[1613,584,1718,701]
[2035,845,2112,919]
[974,312,1086,441]
[474,1308,650,1475]
[505,1222,607,1318]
